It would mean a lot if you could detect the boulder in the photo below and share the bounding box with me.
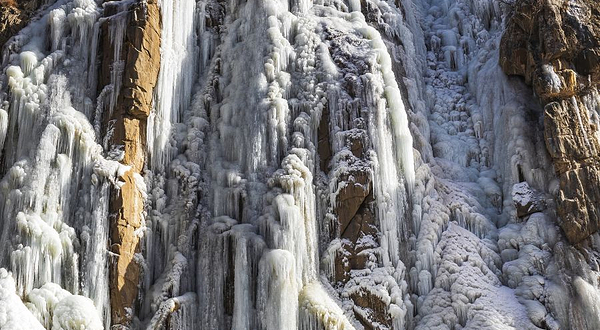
[512,182,545,218]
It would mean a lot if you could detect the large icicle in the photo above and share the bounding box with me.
[148,0,198,170]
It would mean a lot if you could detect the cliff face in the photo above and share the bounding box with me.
[99,0,161,327]
[2,0,600,329]
[500,0,600,244]
[0,0,44,50]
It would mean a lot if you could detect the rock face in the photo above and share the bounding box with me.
[0,0,44,50]
[323,108,392,328]
[500,0,600,243]
[99,0,161,327]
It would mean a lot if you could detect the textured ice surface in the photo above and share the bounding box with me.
[0,0,124,329]
[0,269,45,330]
[1,0,599,328]
[0,268,101,330]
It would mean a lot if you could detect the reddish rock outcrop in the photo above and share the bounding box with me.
[99,0,161,327]
[325,134,387,327]
[500,0,600,243]
[0,0,44,50]
[350,288,393,329]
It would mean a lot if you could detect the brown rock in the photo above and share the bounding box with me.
[350,288,393,329]
[500,0,600,243]
[331,138,380,284]
[333,233,378,283]
[0,0,44,50]
[543,100,600,162]
[557,166,600,243]
[336,170,372,236]
[99,0,162,327]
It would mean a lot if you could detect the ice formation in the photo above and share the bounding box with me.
[0,269,44,330]
[0,0,129,329]
[0,0,599,329]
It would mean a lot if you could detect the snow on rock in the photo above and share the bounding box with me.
[511,182,545,218]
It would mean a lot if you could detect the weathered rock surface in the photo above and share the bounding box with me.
[0,0,44,50]
[99,0,161,326]
[500,0,600,243]
[350,288,393,329]
[324,129,389,327]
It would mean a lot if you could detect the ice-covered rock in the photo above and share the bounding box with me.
[511,182,545,218]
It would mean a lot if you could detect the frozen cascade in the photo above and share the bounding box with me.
[258,249,299,330]
[1,0,599,329]
[147,0,198,171]
[0,0,128,329]
[146,0,418,326]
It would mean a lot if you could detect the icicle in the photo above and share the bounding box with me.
[49,9,67,52]
[0,107,8,152]
[258,249,299,330]
[106,8,128,116]
[149,0,198,170]
[19,52,38,77]
[298,282,356,330]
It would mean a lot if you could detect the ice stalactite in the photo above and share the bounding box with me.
[258,249,299,330]
[262,151,319,285]
[2,0,598,328]
[104,1,129,118]
[195,217,267,330]
[148,0,198,171]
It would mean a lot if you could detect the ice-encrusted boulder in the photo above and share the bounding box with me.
[512,182,545,218]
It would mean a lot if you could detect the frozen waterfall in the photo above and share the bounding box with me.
[0,0,599,329]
